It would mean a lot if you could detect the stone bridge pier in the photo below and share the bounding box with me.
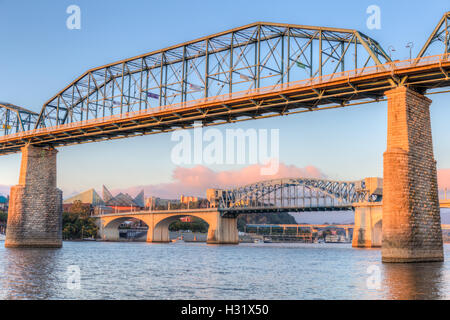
[382,87,443,262]
[5,144,62,248]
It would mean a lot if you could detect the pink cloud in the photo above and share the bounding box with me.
[113,161,327,199]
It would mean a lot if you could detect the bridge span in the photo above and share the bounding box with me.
[93,208,238,244]
[2,12,450,262]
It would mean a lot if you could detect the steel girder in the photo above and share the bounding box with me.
[34,22,390,129]
[418,12,450,58]
[215,178,380,212]
[0,103,38,136]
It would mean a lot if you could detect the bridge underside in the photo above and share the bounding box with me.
[1,54,449,155]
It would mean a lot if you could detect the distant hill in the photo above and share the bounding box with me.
[237,212,297,231]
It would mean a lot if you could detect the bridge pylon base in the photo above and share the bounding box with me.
[352,202,382,248]
[382,87,443,263]
[5,145,62,248]
[206,215,239,245]
[144,210,238,245]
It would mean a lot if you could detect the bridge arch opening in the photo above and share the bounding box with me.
[151,214,214,243]
[102,217,149,241]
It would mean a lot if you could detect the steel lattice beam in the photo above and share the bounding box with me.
[0,103,38,136]
[418,11,450,58]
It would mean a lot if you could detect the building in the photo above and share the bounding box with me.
[63,185,145,214]
[180,195,198,204]
[63,189,105,206]
[0,195,8,211]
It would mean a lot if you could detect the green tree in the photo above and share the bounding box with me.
[62,200,97,239]
[168,217,208,233]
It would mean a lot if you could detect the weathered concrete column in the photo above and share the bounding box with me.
[206,213,239,244]
[352,202,382,248]
[382,87,443,262]
[147,216,171,243]
[5,145,63,248]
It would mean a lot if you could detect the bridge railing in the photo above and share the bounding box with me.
[1,53,449,142]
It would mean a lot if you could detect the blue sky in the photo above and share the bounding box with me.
[0,0,449,196]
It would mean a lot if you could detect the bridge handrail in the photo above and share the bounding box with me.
[1,53,449,142]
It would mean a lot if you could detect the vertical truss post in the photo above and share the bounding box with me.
[205,39,210,98]
[229,32,234,94]
[120,63,125,114]
[256,25,261,89]
[181,46,187,103]
[310,40,313,78]
[319,30,323,77]
[159,54,164,106]
[280,33,285,84]
[139,58,144,110]
[446,16,448,54]
[287,27,291,83]
[103,69,107,116]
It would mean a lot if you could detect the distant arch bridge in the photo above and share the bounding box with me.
[209,177,382,215]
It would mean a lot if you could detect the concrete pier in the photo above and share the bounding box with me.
[5,145,63,248]
[352,202,382,248]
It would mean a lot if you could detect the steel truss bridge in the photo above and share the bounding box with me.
[0,12,449,155]
[210,177,380,214]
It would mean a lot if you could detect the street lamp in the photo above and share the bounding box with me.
[406,42,414,60]
[388,46,396,60]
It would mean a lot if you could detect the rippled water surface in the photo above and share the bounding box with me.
[0,241,449,299]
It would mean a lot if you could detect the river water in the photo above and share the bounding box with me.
[0,241,449,300]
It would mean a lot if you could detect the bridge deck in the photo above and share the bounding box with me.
[1,54,449,155]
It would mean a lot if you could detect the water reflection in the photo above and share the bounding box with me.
[0,242,448,299]
[0,248,62,300]
[382,262,445,300]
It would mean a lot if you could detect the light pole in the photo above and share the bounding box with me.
[406,42,414,60]
[388,46,396,60]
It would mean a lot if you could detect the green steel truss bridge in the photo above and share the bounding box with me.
[0,12,449,155]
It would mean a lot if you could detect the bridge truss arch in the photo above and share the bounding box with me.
[418,11,450,58]
[213,178,381,213]
[35,22,390,129]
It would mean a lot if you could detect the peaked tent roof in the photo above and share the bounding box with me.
[133,190,145,207]
[63,189,105,206]
[106,192,139,207]
[102,185,114,203]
